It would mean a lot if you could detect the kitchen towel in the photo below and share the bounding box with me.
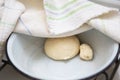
[14,0,92,38]
[88,12,120,43]
[0,0,120,61]
[0,0,25,61]
[15,0,120,41]
[43,0,118,34]
[43,0,120,42]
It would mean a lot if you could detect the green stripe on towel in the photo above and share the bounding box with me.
[45,0,78,11]
[0,21,15,26]
[47,3,93,20]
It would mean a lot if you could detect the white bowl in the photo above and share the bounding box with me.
[6,29,119,80]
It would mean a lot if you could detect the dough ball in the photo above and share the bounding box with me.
[80,44,93,61]
[44,36,80,60]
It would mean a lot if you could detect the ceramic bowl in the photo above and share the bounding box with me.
[6,29,119,80]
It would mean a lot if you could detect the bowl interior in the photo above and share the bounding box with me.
[7,29,119,80]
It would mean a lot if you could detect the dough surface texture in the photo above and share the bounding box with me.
[44,36,80,60]
[80,44,93,61]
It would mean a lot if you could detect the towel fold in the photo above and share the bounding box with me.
[0,0,120,61]
[88,12,120,42]
[43,0,119,34]
[14,0,120,41]
[15,0,92,37]
[0,0,25,60]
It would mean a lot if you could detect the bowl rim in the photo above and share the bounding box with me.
[5,33,120,80]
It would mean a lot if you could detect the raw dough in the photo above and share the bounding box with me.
[44,36,80,60]
[80,44,93,61]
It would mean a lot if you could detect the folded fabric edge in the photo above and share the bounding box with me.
[49,9,119,35]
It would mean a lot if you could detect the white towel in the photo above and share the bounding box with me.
[15,0,92,38]
[14,0,120,41]
[0,0,4,19]
[0,0,25,60]
[43,0,120,42]
[88,12,120,42]
[43,0,119,34]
